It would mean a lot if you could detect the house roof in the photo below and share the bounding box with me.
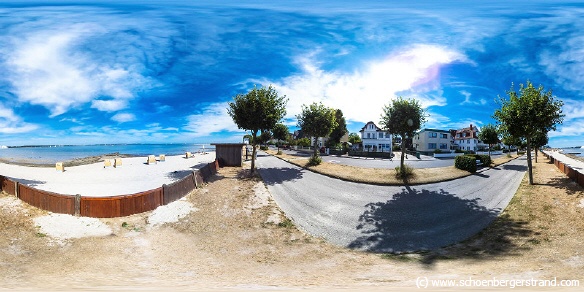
[359,121,385,132]
[417,128,450,134]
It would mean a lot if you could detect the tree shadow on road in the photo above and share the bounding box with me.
[499,164,528,172]
[348,186,531,267]
[258,167,304,186]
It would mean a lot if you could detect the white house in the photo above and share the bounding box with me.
[452,124,487,152]
[359,121,392,152]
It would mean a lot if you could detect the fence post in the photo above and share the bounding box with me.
[74,194,81,216]
[192,170,198,188]
[14,181,19,198]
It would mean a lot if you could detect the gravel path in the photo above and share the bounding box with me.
[256,152,527,253]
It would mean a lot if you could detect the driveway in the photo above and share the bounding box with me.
[256,152,527,252]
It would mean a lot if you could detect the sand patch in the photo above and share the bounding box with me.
[33,214,112,244]
[147,198,198,226]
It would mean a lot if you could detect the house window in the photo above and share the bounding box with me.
[428,143,437,149]
[439,143,448,149]
[441,133,448,139]
[467,140,470,144]
[379,133,384,138]
[367,133,370,138]
[429,132,437,138]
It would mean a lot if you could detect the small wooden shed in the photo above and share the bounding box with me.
[211,143,245,167]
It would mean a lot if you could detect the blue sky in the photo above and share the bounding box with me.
[0,1,583,148]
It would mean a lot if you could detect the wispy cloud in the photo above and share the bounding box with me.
[0,104,38,134]
[256,44,467,124]
[184,102,243,138]
[1,7,174,117]
[460,90,486,105]
[111,113,136,123]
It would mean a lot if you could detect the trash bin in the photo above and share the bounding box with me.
[416,152,420,159]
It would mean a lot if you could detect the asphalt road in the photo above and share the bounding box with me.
[256,152,527,253]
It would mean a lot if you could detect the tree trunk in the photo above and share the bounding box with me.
[250,132,258,174]
[488,144,491,157]
[400,139,406,175]
[526,136,533,185]
[313,137,319,157]
[535,148,538,163]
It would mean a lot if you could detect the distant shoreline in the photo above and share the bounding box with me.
[0,153,139,168]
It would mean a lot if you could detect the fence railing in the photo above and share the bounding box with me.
[543,152,584,189]
[0,159,220,218]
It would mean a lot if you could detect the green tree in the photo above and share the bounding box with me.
[242,134,253,144]
[531,130,549,163]
[296,102,338,159]
[380,97,426,177]
[493,80,564,184]
[348,132,361,145]
[228,85,287,173]
[478,123,499,157]
[297,137,311,147]
[272,123,289,151]
[258,130,272,146]
[327,109,348,147]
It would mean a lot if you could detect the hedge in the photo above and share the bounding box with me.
[455,155,477,173]
[348,150,394,159]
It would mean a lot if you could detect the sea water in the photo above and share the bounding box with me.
[0,144,214,164]
[561,147,584,157]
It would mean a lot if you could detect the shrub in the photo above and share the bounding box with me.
[517,151,525,155]
[394,164,415,179]
[433,149,443,153]
[276,150,283,155]
[455,155,477,173]
[307,154,322,166]
[260,145,269,151]
[454,149,464,153]
[477,154,491,166]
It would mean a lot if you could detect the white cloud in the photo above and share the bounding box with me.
[254,44,467,124]
[0,104,38,134]
[549,120,584,138]
[111,113,136,123]
[460,90,486,105]
[184,102,242,138]
[91,100,128,112]
[562,98,584,121]
[2,10,171,117]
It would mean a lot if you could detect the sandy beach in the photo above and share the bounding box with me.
[0,152,216,197]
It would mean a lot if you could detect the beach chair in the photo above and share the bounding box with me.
[159,154,166,162]
[147,155,157,165]
[56,162,64,172]
[104,159,112,168]
[114,158,122,168]
[185,152,192,159]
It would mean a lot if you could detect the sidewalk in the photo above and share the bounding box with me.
[542,150,584,173]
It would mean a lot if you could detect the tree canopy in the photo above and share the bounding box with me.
[296,102,337,157]
[272,123,289,150]
[348,132,361,145]
[380,97,426,176]
[478,123,499,157]
[227,85,287,173]
[327,109,348,147]
[493,80,563,184]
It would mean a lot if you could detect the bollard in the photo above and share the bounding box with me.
[74,194,81,216]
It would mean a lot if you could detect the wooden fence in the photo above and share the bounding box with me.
[0,160,220,218]
[543,152,584,189]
